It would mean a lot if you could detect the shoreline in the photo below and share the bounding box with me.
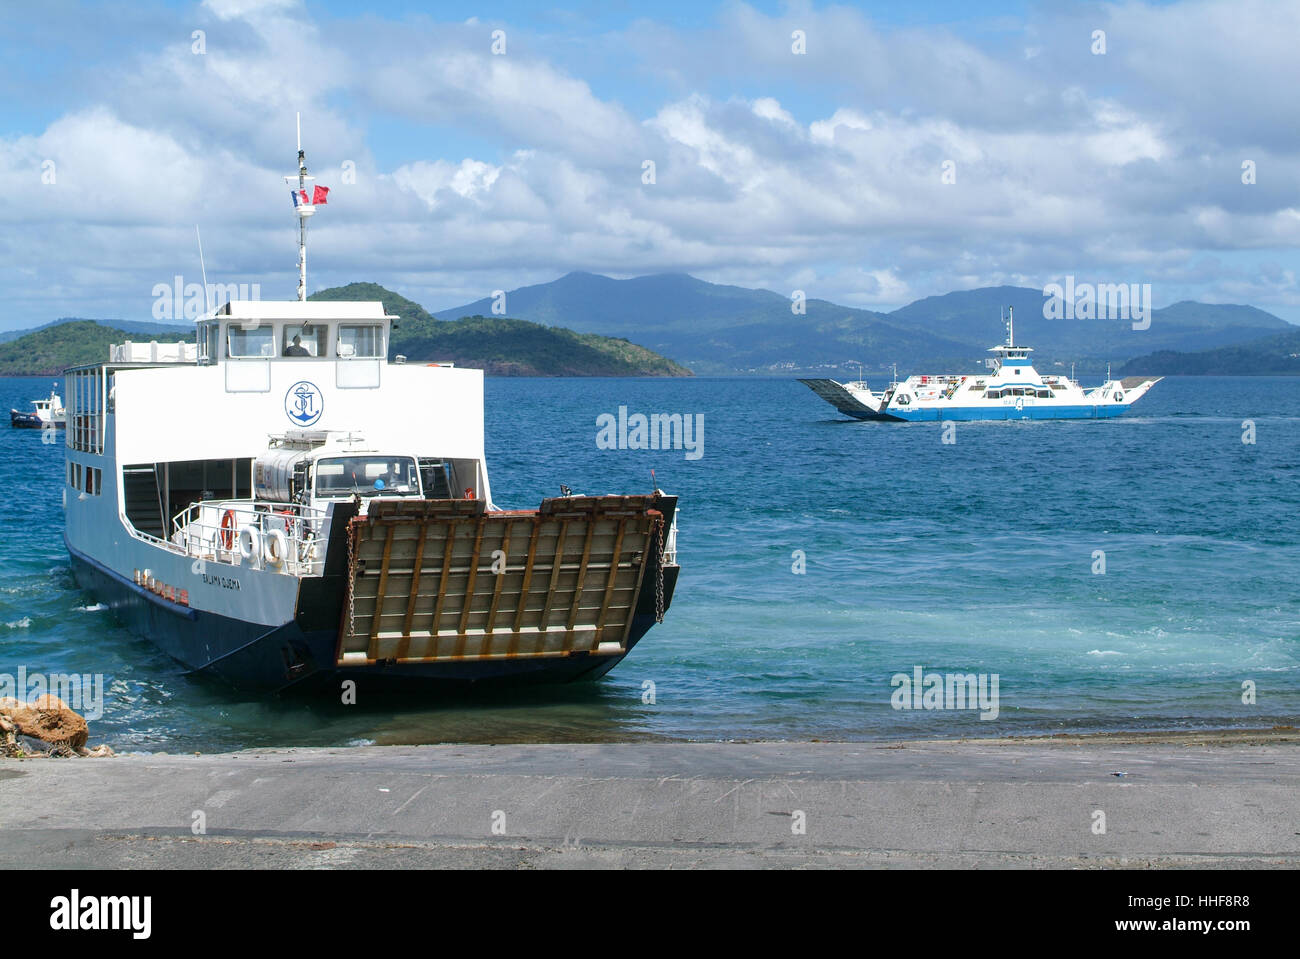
[2,733,1296,868]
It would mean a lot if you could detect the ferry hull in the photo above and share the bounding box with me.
[67,496,679,695]
[881,403,1134,422]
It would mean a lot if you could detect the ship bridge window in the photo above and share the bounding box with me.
[282,325,327,358]
[198,323,219,364]
[227,325,274,358]
[314,456,419,497]
[337,324,384,358]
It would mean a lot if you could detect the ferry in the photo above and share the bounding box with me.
[62,132,679,694]
[11,384,65,429]
[799,308,1161,421]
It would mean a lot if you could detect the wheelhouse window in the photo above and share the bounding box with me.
[336,324,384,358]
[314,456,420,497]
[282,325,328,358]
[197,322,219,364]
[227,325,275,358]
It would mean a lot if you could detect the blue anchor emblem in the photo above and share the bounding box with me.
[285,381,323,427]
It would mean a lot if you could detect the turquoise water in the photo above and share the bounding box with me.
[1,374,1297,750]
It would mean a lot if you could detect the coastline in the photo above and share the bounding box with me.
[3,729,1296,868]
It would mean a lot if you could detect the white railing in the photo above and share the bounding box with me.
[110,340,198,364]
[169,499,333,576]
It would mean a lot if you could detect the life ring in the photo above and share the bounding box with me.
[464,487,475,500]
[219,510,236,550]
[238,525,261,563]
[264,528,288,568]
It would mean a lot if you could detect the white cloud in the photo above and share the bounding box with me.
[1,0,1299,325]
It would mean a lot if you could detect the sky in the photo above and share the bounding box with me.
[1,0,1298,328]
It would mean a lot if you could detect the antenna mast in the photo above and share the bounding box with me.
[1007,306,1015,348]
[284,112,316,302]
[195,225,210,315]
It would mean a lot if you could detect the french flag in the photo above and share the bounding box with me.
[289,186,329,207]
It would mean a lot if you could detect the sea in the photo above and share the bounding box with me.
[1,374,1296,751]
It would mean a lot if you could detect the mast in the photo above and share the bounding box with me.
[284,112,316,302]
[1007,306,1014,348]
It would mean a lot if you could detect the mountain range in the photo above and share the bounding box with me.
[434,274,1295,375]
[2,274,1293,377]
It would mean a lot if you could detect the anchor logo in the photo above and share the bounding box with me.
[285,381,323,427]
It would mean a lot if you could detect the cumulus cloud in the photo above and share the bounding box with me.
[0,0,1297,326]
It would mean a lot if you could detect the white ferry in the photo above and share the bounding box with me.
[800,308,1162,421]
[11,384,66,429]
[63,134,679,694]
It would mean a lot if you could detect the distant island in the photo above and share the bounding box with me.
[2,273,1296,377]
[0,283,692,377]
[309,283,691,377]
[1119,329,1300,376]
[0,320,148,376]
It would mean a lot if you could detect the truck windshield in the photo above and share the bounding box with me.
[314,456,421,497]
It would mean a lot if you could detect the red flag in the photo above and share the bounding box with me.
[312,185,329,205]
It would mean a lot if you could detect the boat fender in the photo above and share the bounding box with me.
[238,525,261,563]
[264,528,288,568]
[219,509,236,550]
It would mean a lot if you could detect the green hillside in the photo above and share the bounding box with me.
[0,320,141,375]
[0,285,692,377]
[387,315,691,377]
[310,283,691,376]
[1119,329,1300,375]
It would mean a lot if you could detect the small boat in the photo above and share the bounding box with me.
[10,384,66,429]
[800,308,1161,421]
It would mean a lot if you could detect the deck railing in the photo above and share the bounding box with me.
[168,499,333,576]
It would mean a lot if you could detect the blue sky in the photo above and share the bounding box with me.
[1,0,1297,327]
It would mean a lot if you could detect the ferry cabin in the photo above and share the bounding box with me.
[66,301,489,538]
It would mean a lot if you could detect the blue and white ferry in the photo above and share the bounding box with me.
[62,133,679,694]
[800,308,1161,421]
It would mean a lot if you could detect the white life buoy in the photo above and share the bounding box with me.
[238,525,261,563]
[264,528,288,568]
